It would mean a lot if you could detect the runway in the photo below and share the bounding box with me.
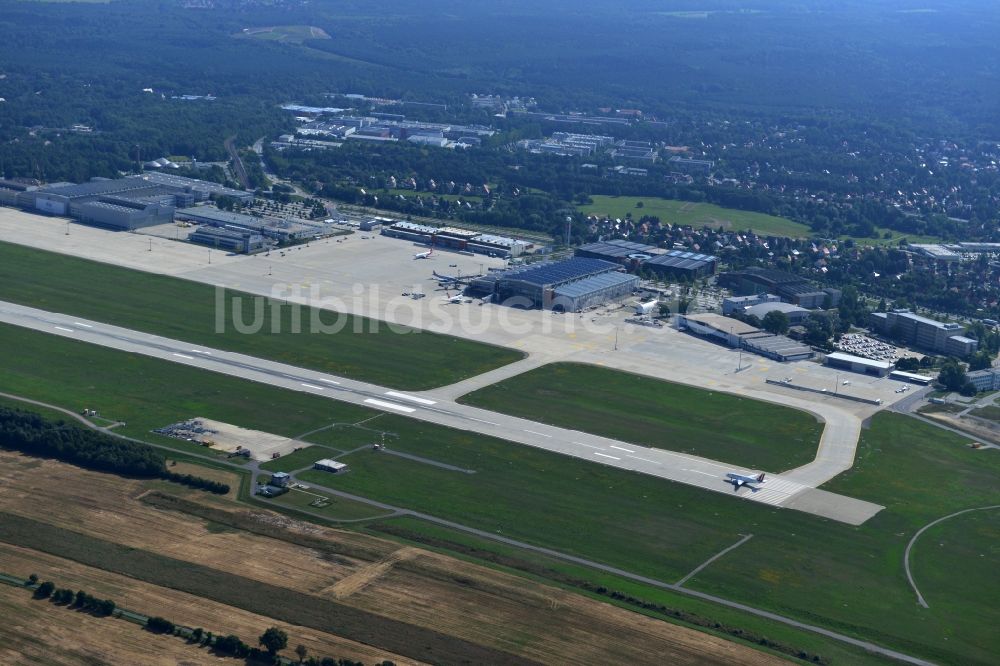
[0,300,883,525]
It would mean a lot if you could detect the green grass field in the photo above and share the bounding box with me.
[0,242,523,389]
[579,195,812,238]
[266,486,393,521]
[458,363,822,471]
[4,324,999,663]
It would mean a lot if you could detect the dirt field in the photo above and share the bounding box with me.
[0,543,415,665]
[0,583,217,666]
[0,451,787,665]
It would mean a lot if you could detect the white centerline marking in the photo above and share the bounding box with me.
[573,441,603,450]
[524,429,552,438]
[190,350,212,355]
[610,445,636,453]
[385,391,436,405]
[684,469,717,478]
[300,383,324,391]
[54,326,74,333]
[73,322,93,328]
[593,452,621,460]
[172,353,194,360]
[468,417,501,426]
[627,455,661,465]
[318,378,340,385]
[364,398,416,413]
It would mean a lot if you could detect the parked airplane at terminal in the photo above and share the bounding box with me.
[442,291,463,304]
[725,472,766,491]
[414,248,434,259]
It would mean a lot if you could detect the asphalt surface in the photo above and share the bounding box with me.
[0,300,883,525]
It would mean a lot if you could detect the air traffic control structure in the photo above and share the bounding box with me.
[469,257,639,311]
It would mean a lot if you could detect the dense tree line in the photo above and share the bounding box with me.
[0,407,228,494]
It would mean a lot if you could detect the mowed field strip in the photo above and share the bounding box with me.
[458,362,823,471]
[0,241,524,390]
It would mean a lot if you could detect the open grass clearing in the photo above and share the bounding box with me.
[0,241,524,390]
[579,195,811,238]
[459,362,822,471]
[5,325,999,663]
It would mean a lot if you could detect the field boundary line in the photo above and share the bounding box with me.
[676,533,753,587]
[904,505,1000,608]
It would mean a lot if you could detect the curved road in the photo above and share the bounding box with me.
[0,390,934,666]
[904,505,1000,608]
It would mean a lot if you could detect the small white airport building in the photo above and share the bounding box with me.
[314,459,347,473]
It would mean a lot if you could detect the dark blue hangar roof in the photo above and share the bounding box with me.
[501,258,621,288]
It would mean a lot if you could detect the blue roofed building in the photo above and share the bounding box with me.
[469,257,639,311]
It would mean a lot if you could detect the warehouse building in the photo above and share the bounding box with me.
[189,226,266,253]
[641,249,718,279]
[471,258,638,311]
[381,221,530,257]
[719,268,840,309]
[575,239,664,267]
[743,301,811,326]
[74,199,175,231]
[722,293,781,315]
[676,313,814,361]
[314,458,348,473]
[824,352,893,377]
[176,207,313,243]
[868,309,978,357]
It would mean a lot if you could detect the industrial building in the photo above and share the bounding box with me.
[868,309,978,357]
[175,207,315,243]
[719,268,840,309]
[743,301,811,326]
[470,258,639,311]
[641,249,718,280]
[722,293,781,315]
[676,313,814,362]
[380,221,531,257]
[314,459,348,473]
[824,351,893,377]
[188,226,266,254]
[13,173,251,231]
[574,239,664,267]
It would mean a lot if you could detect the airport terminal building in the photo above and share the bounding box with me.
[676,313,814,362]
[470,257,639,311]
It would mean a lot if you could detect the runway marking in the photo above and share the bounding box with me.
[364,398,416,413]
[300,383,325,391]
[385,391,436,405]
[190,349,212,355]
[468,417,500,426]
[684,469,717,477]
[54,326,74,333]
[610,445,635,453]
[627,455,661,465]
[172,353,194,360]
[593,452,621,460]
[318,378,341,385]
[573,441,603,450]
[524,429,552,438]
[73,322,93,328]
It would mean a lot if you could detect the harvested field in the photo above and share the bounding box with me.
[0,452,786,664]
[0,582,215,666]
[0,543,414,666]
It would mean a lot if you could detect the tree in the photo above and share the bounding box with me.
[937,360,968,392]
[761,310,789,334]
[34,581,55,599]
[657,303,671,318]
[259,627,288,656]
[26,574,38,586]
[967,350,993,371]
[295,644,308,663]
[146,616,176,634]
[960,381,978,397]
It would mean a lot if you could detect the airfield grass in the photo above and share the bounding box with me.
[265,486,394,522]
[4,325,999,663]
[0,241,524,390]
[459,362,822,471]
[579,195,811,238]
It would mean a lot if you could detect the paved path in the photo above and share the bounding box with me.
[0,300,883,524]
[904,505,1000,608]
[0,390,934,666]
[676,534,753,587]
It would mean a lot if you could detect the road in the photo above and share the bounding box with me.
[0,299,883,525]
[224,135,251,191]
